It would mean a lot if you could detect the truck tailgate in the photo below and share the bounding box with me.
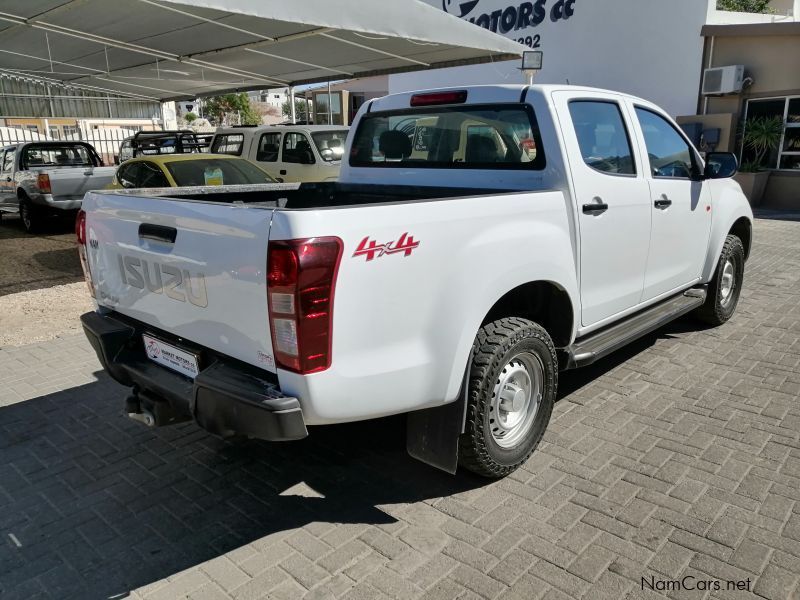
[83,191,277,373]
[46,166,117,199]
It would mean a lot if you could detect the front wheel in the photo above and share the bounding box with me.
[459,318,557,478]
[695,235,745,326]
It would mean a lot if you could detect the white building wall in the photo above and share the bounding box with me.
[390,0,714,117]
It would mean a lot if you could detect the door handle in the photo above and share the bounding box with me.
[654,198,672,209]
[582,202,609,215]
[138,223,177,244]
[279,170,287,175]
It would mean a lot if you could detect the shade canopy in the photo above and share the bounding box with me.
[0,0,523,101]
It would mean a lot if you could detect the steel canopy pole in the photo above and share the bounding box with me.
[290,86,296,124]
[327,80,332,125]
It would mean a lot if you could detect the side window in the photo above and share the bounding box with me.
[119,140,133,162]
[256,133,281,162]
[2,149,16,172]
[282,132,315,164]
[569,101,636,175]
[116,163,141,188]
[138,162,170,188]
[635,108,695,179]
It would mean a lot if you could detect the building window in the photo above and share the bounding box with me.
[313,92,344,125]
[48,125,61,140]
[27,125,39,133]
[743,97,800,171]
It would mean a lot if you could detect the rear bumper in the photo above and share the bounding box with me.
[29,193,83,210]
[80,310,308,441]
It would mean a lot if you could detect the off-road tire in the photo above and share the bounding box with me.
[459,318,557,478]
[695,235,745,326]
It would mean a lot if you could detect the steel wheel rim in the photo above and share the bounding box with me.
[20,204,30,230]
[489,352,543,449]
[720,259,735,307]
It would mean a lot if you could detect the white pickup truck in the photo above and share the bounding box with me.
[211,125,349,183]
[0,141,116,233]
[78,85,753,478]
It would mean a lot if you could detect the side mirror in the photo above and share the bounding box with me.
[704,152,738,179]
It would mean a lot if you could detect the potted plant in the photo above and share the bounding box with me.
[734,115,784,207]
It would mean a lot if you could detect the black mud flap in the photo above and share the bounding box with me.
[406,360,470,474]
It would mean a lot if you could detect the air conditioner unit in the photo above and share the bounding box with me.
[702,65,744,95]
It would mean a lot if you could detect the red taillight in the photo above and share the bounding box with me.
[410,90,468,107]
[75,210,95,298]
[267,237,343,374]
[76,209,87,245]
[36,173,51,194]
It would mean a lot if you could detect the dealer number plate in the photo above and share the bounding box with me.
[143,334,200,379]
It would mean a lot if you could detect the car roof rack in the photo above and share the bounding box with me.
[130,130,208,155]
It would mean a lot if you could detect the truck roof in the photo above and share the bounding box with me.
[368,84,654,112]
[215,125,349,135]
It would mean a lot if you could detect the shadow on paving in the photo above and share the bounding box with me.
[0,374,487,600]
[753,208,800,222]
[0,315,706,600]
[0,214,76,241]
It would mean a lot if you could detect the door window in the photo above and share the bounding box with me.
[256,133,281,162]
[282,133,315,164]
[137,162,170,187]
[635,108,696,179]
[569,101,636,175]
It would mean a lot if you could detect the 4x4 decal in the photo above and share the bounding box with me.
[353,232,420,262]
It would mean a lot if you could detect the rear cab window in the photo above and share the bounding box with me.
[23,144,95,168]
[211,134,245,156]
[349,104,545,170]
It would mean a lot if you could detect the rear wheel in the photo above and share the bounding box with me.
[19,198,42,234]
[459,318,557,478]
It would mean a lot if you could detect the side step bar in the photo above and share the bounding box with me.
[563,287,707,370]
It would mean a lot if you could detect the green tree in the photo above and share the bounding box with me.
[741,116,784,171]
[717,0,773,13]
[203,93,261,126]
[184,112,198,123]
[282,99,309,122]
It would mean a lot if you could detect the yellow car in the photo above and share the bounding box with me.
[107,153,277,190]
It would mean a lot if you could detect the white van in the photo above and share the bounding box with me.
[210,125,349,183]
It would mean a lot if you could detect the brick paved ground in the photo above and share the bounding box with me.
[1,215,800,600]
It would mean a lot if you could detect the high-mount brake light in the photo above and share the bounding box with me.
[410,90,468,107]
[267,237,343,374]
[75,210,95,298]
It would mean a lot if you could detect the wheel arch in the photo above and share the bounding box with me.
[481,280,575,349]
[729,216,752,261]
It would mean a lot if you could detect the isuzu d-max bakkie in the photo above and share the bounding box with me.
[78,85,753,478]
